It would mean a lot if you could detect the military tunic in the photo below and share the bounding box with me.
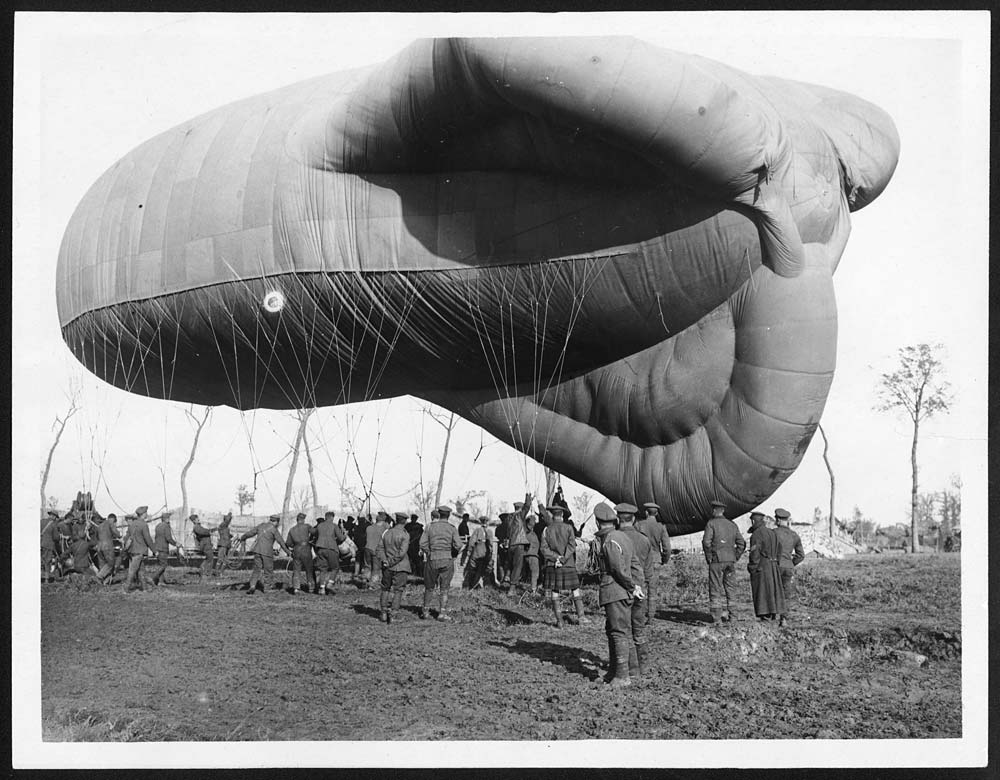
[94,517,121,582]
[380,523,411,594]
[191,521,214,577]
[774,525,805,602]
[241,522,291,592]
[216,520,232,570]
[596,527,638,679]
[151,520,179,585]
[40,518,60,578]
[363,520,388,583]
[541,519,580,592]
[636,515,671,626]
[122,516,155,592]
[420,519,461,592]
[312,519,346,586]
[702,515,746,619]
[286,522,316,591]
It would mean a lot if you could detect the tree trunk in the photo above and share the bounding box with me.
[544,467,559,505]
[302,424,319,510]
[818,424,835,537]
[282,410,311,532]
[40,398,79,512]
[180,406,212,540]
[910,418,920,553]
[433,412,456,509]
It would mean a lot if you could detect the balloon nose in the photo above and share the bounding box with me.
[816,89,900,211]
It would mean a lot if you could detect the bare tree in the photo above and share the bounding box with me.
[876,343,951,553]
[571,490,594,521]
[179,405,212,537]
[281,408,315,530]
[409,480,437,521]
[236,484,255,516]
[817,423,835,537]
[451,489,487,517]
[543,467,560,505]
[40,386,80,512]
[301,424,320,509]
[423,406,458,509]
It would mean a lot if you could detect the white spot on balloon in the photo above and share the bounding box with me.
[262,290,285,313]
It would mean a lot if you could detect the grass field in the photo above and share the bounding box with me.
[40,552,961,741]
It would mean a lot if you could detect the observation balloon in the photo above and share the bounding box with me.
[57,37,899,533]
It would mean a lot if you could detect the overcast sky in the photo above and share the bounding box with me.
[12,11,990,769]
[14,12,989,534]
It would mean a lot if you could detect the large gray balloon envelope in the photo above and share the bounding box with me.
[57,37,899,534]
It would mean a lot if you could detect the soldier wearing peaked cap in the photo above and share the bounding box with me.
[312,511,347,594]
[363,512,389,589]
[593,502,643,687]
[773,508,805,623]
[151,512,183,586]
[615,502,652,677]
[419,505,462,620]
[239,514,291,594]
[701,499,746,623]
[747,512,784,621]
[636,501,672,627]
[505,496,531,593]
[121,508,156,593]
[464,516,491,589]
[379,511,411,624]
[404,512,424,578]
[215,512,233,572]
[190,515,216,580]
[286,512,316,594]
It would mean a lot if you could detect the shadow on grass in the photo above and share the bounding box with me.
[491,607,535,626]
[487,639,603,681]
[657,607,713,625]
[350,604,382,620]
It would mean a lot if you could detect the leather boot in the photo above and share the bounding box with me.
[636,644,649,676]
[438,592,452,621]
[628,644,639,679]
[551,594,563,628]
[421,591,431,619]
[603,640,617,683]
[608,637,631,687]
[574,596,592,625]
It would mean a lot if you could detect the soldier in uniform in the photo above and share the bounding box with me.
[239,514,291,594]
[773,508,805,623]
[214,512,233,572]
[363,512,390,588]
[41,511,61,582]
[505,501,531,592]
[151,512,183,586]
[464,516,491,589]
[353,513,370,577]
[523,515,541,593]
[121,506,156,593]
[701,499,746,623]
[593,502,644,687]
[286,512,316,594]
[190,515,216,579]
[746,511,784,621]
[419,505,462,620]
[615,503,653,678]
[94,512,121,584]
[379,511,412,624]
[405,513,424,579]
[64,524,98,577]
[540,505,591,627]
[636,502,672,625]
[312,511,347,593]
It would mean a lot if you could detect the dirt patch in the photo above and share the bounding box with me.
[39,554,961,741]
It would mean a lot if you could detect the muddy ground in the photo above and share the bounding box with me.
[40,553,961,741]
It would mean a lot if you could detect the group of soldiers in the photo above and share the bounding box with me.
[42,491,806,689]
[39,503,236,592]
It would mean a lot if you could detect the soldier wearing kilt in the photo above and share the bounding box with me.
[540,505,591,627]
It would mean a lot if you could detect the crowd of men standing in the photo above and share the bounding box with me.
[42,491,805,688]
